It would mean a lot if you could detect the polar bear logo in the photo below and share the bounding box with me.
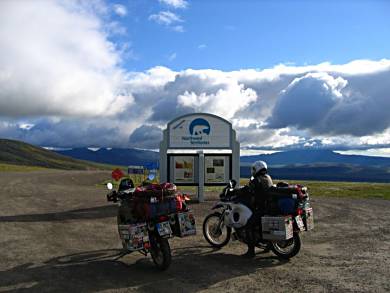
[189,118,210,136]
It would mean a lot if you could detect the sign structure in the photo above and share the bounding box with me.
[169,116,231,148]
[128,165,144,175]
[173,156,194,183]
[205,156,230,184]
[160,113,240,202]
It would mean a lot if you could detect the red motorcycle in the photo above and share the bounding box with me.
[106,178,195,270]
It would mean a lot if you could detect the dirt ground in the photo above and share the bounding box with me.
[0,170,389,293]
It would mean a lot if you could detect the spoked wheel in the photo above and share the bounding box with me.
[150,234,171,270]
[203,212,231,248]
[271,232,301,260]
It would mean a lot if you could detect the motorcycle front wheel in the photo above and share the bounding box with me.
[203,212,231,248]
[271,232,301,260]
[150,234,171,270]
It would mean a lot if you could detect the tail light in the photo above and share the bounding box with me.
[296,208,303,215]
[144,242,151,249]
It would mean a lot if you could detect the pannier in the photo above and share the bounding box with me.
[302,207,314,231]
[118,223,150,251]
[132,182,179,220]
[171,211,196,237]
[261,216,293,240]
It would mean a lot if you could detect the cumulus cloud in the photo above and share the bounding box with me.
[0,0,132,118]
[128,125,163,149]
[143,68,257,122]
[0,118,125,148]
[4,58,390,149]
[267,72,348,130]
[0,0,390,152]
[266,68,390,137]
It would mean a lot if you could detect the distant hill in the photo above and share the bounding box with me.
[240,163,390,183]
[240,149,390,167]
[240,149,390,183]
[54,147,390,182]
[0,139,111,170]
[56,148,159,167]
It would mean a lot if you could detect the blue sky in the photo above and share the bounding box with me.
[1,0,390,156]
[111,0,390,71]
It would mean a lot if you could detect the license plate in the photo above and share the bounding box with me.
[157,221,172,237]
[295,215,305,231]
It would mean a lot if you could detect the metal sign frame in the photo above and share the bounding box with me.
[160,113,240,202]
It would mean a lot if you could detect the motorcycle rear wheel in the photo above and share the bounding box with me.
[150,234,171,270]
[203,212,231,248]
[271,232,301,260]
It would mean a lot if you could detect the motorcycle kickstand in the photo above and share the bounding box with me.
[112,250,131,261]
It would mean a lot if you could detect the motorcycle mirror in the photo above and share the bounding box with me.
[106,182,113,190]
[147,173,155,181]
[229,179,237,188]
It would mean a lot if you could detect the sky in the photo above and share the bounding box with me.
[1,0,390,156]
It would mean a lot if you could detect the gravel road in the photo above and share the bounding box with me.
[0,170,389,292]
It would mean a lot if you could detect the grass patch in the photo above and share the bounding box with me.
[188,179,390,200]
[98,175,390,200]
[0,163,49,172]
[273,179,390,200]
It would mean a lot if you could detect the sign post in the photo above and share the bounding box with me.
[197,150,205,202]
[160,113,240,202]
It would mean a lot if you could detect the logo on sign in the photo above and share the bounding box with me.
[189,118,210,136]
[180,118,211,145]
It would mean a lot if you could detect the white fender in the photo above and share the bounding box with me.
[224,203,253,229]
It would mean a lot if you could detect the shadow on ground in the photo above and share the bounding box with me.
[0,205,117,222]
[0,246,286,292]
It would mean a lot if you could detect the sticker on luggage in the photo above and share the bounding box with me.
[119,223,149,251]
[177,212,196,236]
[157,221,172,237]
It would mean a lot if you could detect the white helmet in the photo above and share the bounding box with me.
[251,160,268,176]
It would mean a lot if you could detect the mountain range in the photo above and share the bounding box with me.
[1,138,389,182]
[240,149,390,167]
[56,147,160,168]
[56,147,390,183]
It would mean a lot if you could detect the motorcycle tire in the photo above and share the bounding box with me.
[150,234,171,271]
[270,232,301,260]
[203,212,231,248]
[240,232,271,252]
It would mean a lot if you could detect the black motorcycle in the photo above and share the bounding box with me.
[203,180,314,259]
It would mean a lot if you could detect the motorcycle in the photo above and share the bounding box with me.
[106,176,195,270]
[202,180,314,260]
